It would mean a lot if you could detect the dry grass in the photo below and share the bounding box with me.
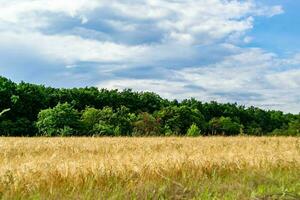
[0,137,299,199]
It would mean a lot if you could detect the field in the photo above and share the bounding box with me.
[0,137,299,200]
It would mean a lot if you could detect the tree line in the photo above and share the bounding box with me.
[0,76,299,136]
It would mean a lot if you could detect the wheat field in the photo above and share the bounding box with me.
[0,137,299,199]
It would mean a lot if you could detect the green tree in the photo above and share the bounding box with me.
[138,92,163,113]
[36,103,81,136]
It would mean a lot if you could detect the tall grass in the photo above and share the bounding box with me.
[0,137,299,199]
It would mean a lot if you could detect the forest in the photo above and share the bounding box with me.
[0,76,299,136]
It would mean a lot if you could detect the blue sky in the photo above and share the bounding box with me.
[0,0,299,113]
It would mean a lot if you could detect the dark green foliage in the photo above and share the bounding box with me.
[138,92,164,113]
[0,120,14,136]
[0,76,298,136]
[0,118,36,136]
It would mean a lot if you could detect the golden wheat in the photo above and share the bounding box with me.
[0,137,299,199]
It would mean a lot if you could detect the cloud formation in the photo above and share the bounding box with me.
[0,0,299,113]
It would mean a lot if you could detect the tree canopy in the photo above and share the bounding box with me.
[0,76,299,136]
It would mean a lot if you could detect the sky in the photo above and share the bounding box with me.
[0,0,299,113]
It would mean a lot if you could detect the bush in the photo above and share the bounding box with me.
[287,118,300,136]
[163,125,173,136]
[93,123,115,136]
[81,106,133,136]
[209,117,242,135]
[81,107,102,135]
[132,113,161,136]
[271,118,300,136]
[155,106,206,135]
[36,103,81,136]
[187,123,201,137]
[59,126,75,137]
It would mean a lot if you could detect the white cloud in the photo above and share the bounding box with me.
[0,31,148,64]
[105,20,137,32]
[1,0,298,113]
[254,5,284,17]
[99,78,204,100]
[0,0,100,23]
[174,48,276,92]
[98,49,300,113]
[0,0,283,45]
[267,69,300,89]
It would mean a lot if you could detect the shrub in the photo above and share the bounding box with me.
[163,125,173,136]
[36,103,81,136]
[81,107,102,135]
[187,123,201,137]
[270,117,300,136]
[93,123,115,136]
[59,126,75,137]
[133,112,161,136]
[81,106,133,136]
[287,118,300,136]
[155,106,206,135]
[209,117,241,135]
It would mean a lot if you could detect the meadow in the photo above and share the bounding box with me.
[0,137,299,199]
